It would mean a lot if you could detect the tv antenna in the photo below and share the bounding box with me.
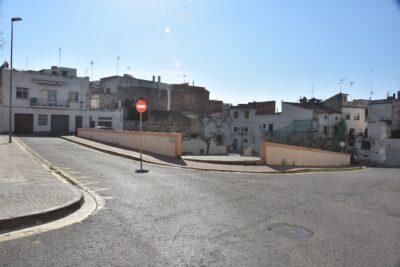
[311,84,316,98]
[116,56,121,75]
[90,60,94,76]
[59,47,62,67]
[339,78,346,93]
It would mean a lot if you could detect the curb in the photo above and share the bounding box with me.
[182,158,265,166]
[0,139,84,234]
[0,196,83,234]
[61,136,364,175]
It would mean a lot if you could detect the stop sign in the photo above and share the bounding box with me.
[135,100,147,113]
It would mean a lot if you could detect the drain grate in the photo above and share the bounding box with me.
[268,223,313,238]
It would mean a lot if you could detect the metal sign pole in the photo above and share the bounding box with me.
[139,111,143,171]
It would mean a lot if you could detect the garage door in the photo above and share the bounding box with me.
[51,115,69,136]
[14,114,33,135]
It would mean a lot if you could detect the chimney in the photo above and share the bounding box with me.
[157,75,161,83]
[152,75,155,82]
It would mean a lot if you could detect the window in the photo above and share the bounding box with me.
[16,87,29,99]
[234,111,238,119]
[234,127,238,132]
[263,123,266,129]
[38,114,48,126]
[335,116,338,120]
[361,141,371,151]
[268,123,273,132]
[245,111,249,119]
[68,92,79,102]
[47,90,57,106]
[89,116,95,128]
[61,70,68,77]
[106,88,111,94]
[333,126,338,137]
[98,117,112,128]
[244,138,248,143]
[216,135,223,145]
[354,113,360,120]
[190,133,197,138]
[244,127,248,132]
[324,126,328,135]
[345,113,350,120]
[324,115,328,119]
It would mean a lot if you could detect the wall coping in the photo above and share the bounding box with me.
[78,128,181,139]
[263,141,349,157]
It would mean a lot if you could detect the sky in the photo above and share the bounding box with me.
[1,0,400,108]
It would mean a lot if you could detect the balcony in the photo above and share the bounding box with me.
[30,97,74,108]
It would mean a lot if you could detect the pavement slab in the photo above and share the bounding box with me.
[0,135,82,232]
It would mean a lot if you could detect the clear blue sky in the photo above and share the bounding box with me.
[1,0,400,107]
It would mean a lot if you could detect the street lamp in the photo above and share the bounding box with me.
[8,17,22,143]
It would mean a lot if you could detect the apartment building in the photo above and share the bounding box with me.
[0,66,122,135]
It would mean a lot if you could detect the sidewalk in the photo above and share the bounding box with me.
[0,135,83,233]
[63,136,361,174]
[62,136,278,173]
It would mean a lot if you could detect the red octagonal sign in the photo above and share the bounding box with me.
[135,100,147,113]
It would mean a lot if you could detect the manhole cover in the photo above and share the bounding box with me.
[268,223,313,238]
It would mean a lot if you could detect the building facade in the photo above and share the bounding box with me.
[356,92,400,166]
[0,66,122,135]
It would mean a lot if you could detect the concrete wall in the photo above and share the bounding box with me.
[182,138,227,155]
[385,138,400,166]
[260,141,350,166]
[78,128,182,158]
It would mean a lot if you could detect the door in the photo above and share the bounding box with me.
[51,115,69,136]
[75,116,82,135]
[14,114,34,134]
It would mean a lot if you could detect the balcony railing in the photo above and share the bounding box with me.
[30,97,72,108]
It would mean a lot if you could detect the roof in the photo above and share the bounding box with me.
[230,101,275,110]
[284,102,340,114]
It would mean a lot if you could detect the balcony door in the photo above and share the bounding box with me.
[47,90,57,106]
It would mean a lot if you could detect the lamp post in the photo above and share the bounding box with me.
[8,17,22,143]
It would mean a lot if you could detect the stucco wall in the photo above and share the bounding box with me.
[78,128,182,158]
[260,141,350,166]
[182,138,227,155]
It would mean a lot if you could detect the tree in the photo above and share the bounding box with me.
[337,117,347,144]
[198,115,215,155]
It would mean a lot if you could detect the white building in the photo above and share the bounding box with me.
[0,66,123,135]
[356,93,400,166]
[255,102,342,153]
[227,101,276,153]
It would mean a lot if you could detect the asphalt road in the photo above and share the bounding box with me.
[1,137,400,266]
